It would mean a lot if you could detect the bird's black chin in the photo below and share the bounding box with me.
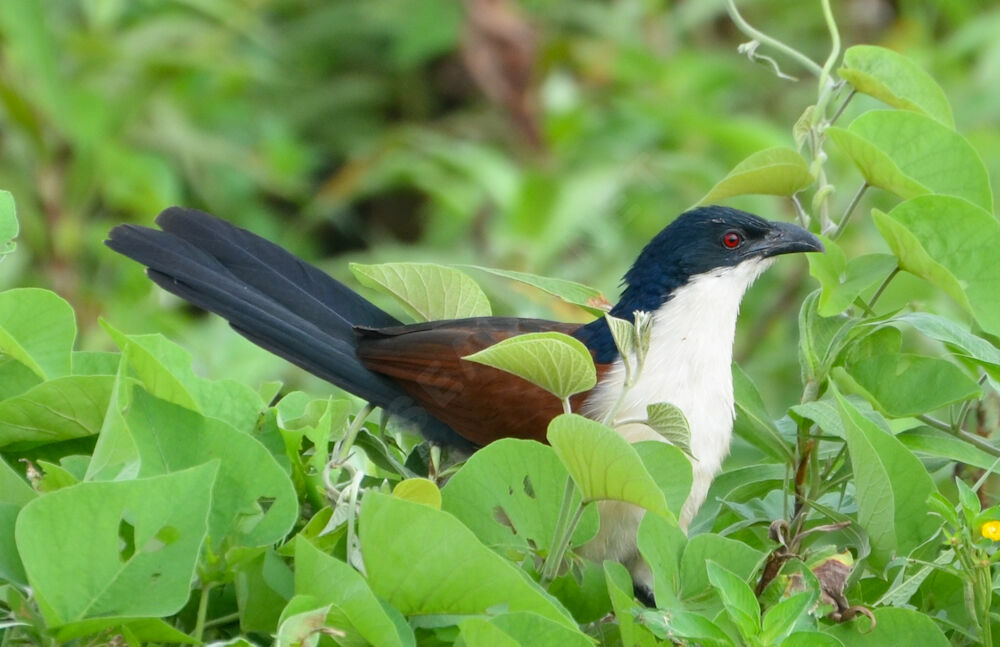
[750,220,824,259]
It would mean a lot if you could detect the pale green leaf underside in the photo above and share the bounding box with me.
[697,146,813,205]
[463,332,596,400]
[351,262,491,321]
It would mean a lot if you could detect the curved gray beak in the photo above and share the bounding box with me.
[752,220,825,258]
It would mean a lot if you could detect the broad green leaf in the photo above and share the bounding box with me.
[15,463,217,626]
[829,111,991,210]
[636,608,734,647]
[783,634,843,647]
[887,312,1000,369]
[643,402,693,457]
[604,561,658,647]
[733,364,794,463]
[360,492,576,629]
[459,612,593,647]
[460,265,610,316]
[806,236,897,316]
[874,196,1000,336]
[0,376,114,448]
[53,618,197,644]
[822,607,948,647]
[125,388,297,551]
[350,262,491,321]
[547,561,612,624]
[839,45,953,126]
[761,592,815,644]
[679,534,764,599]
[547,414,671,519]
[0,190,16,257]
[441,439,598,555]
[898,427,1000,472]
[637,513,687,608]
[464,332,596,400]
[0,288,75,379]
[0,357,43,400]
[634,441,692,520]
[697,147,813,205]
[294,538,415,647]
[0,455,34,506]
[0,503,26,585]
[706,561,761,639]
[234,548,293,634]
[393,478,442,509]
[275,602,332,647]
[103,322,263,433]
[842,354,980,417]
[834,388,937,567]
[71,351,120,375]
[85,352,139,481]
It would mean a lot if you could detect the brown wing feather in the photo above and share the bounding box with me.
[356,317,610,446]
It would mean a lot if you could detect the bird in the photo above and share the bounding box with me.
[106,204,822,603]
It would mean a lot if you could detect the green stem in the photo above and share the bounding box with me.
[542,477,579,584]
[724,0,823,77]
[202,611,240,630]
[866,266,899,311]
[814,0,841,114]
[918,414,1000,457]
[829,88,857,126]
[832,183,869,239]
[193,582,216,642]
[336,403,374,463]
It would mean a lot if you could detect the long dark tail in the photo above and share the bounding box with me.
[106,208,452,436]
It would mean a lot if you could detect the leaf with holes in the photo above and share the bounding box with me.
[547,414,671,519]
[464,332,596,401]
[123,387,298,551]
[351,262,491,321]
[15,463,216,626]
[697,147,813,204]
[828,111,991,210]
[0,289,76,380]
[441,439,598,555]
[839,45,953,126]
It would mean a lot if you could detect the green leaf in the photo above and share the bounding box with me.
[636,608,735,647]
[706,561,760,640]
[464,332,596,401]
[275,602,333,647]
[103,322,263,433]
[828,111,991,210]
[53,618,197,644]
[124,388,298,551]
[459,612,593,647]
[0,503,27,585]
[233,548,294,634]
[547,414,671,519]
[392,478,442,509]
[679,534,764,599]
[761,592,814,644]
[604,561,658,647]
[0,455,34,506]
[834,387,937,568]
[85,352,139,481]
[733,364,794,463]
[15,463,217,626]
[839,45,953,127]
[460,265,610,316]
[898,427,1000,471]
[782,634,844,647]
[822,607,948,647]
[0,288,76,380]
[806,236,897,316]
[842,354,980,417]
[350,262,491,321]
[0,376,114,448]
[634,441,692,520]
[294,538,415,647]
[643,402,693,457]
[636,514,687,608]
[697,147,814,205]
[441,439,598,556]
[874,196,1000,336]
[0,190,16,257]
[359,492,577,629]
[887,312,1000,369]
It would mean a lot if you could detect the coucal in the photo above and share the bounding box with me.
[106,205,822,601]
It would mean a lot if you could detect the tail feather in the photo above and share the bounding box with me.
[106,212,405,407]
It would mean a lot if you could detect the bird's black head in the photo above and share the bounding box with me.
[576,206,823,360]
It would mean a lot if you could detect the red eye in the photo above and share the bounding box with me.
[722,231,743,249]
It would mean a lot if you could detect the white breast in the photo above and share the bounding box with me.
[579,258,773,573]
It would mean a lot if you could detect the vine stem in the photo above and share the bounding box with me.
[541,477,580,584]
[193,581,216,642]
[866,266,899,311]
[831,182,869,239]
[724,0,823,77]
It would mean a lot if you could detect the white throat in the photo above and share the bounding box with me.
[583,257,774,526]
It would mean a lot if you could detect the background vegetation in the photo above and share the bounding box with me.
[2,1,1000,645]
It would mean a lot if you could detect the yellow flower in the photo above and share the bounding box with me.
[982,521,1000,541]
